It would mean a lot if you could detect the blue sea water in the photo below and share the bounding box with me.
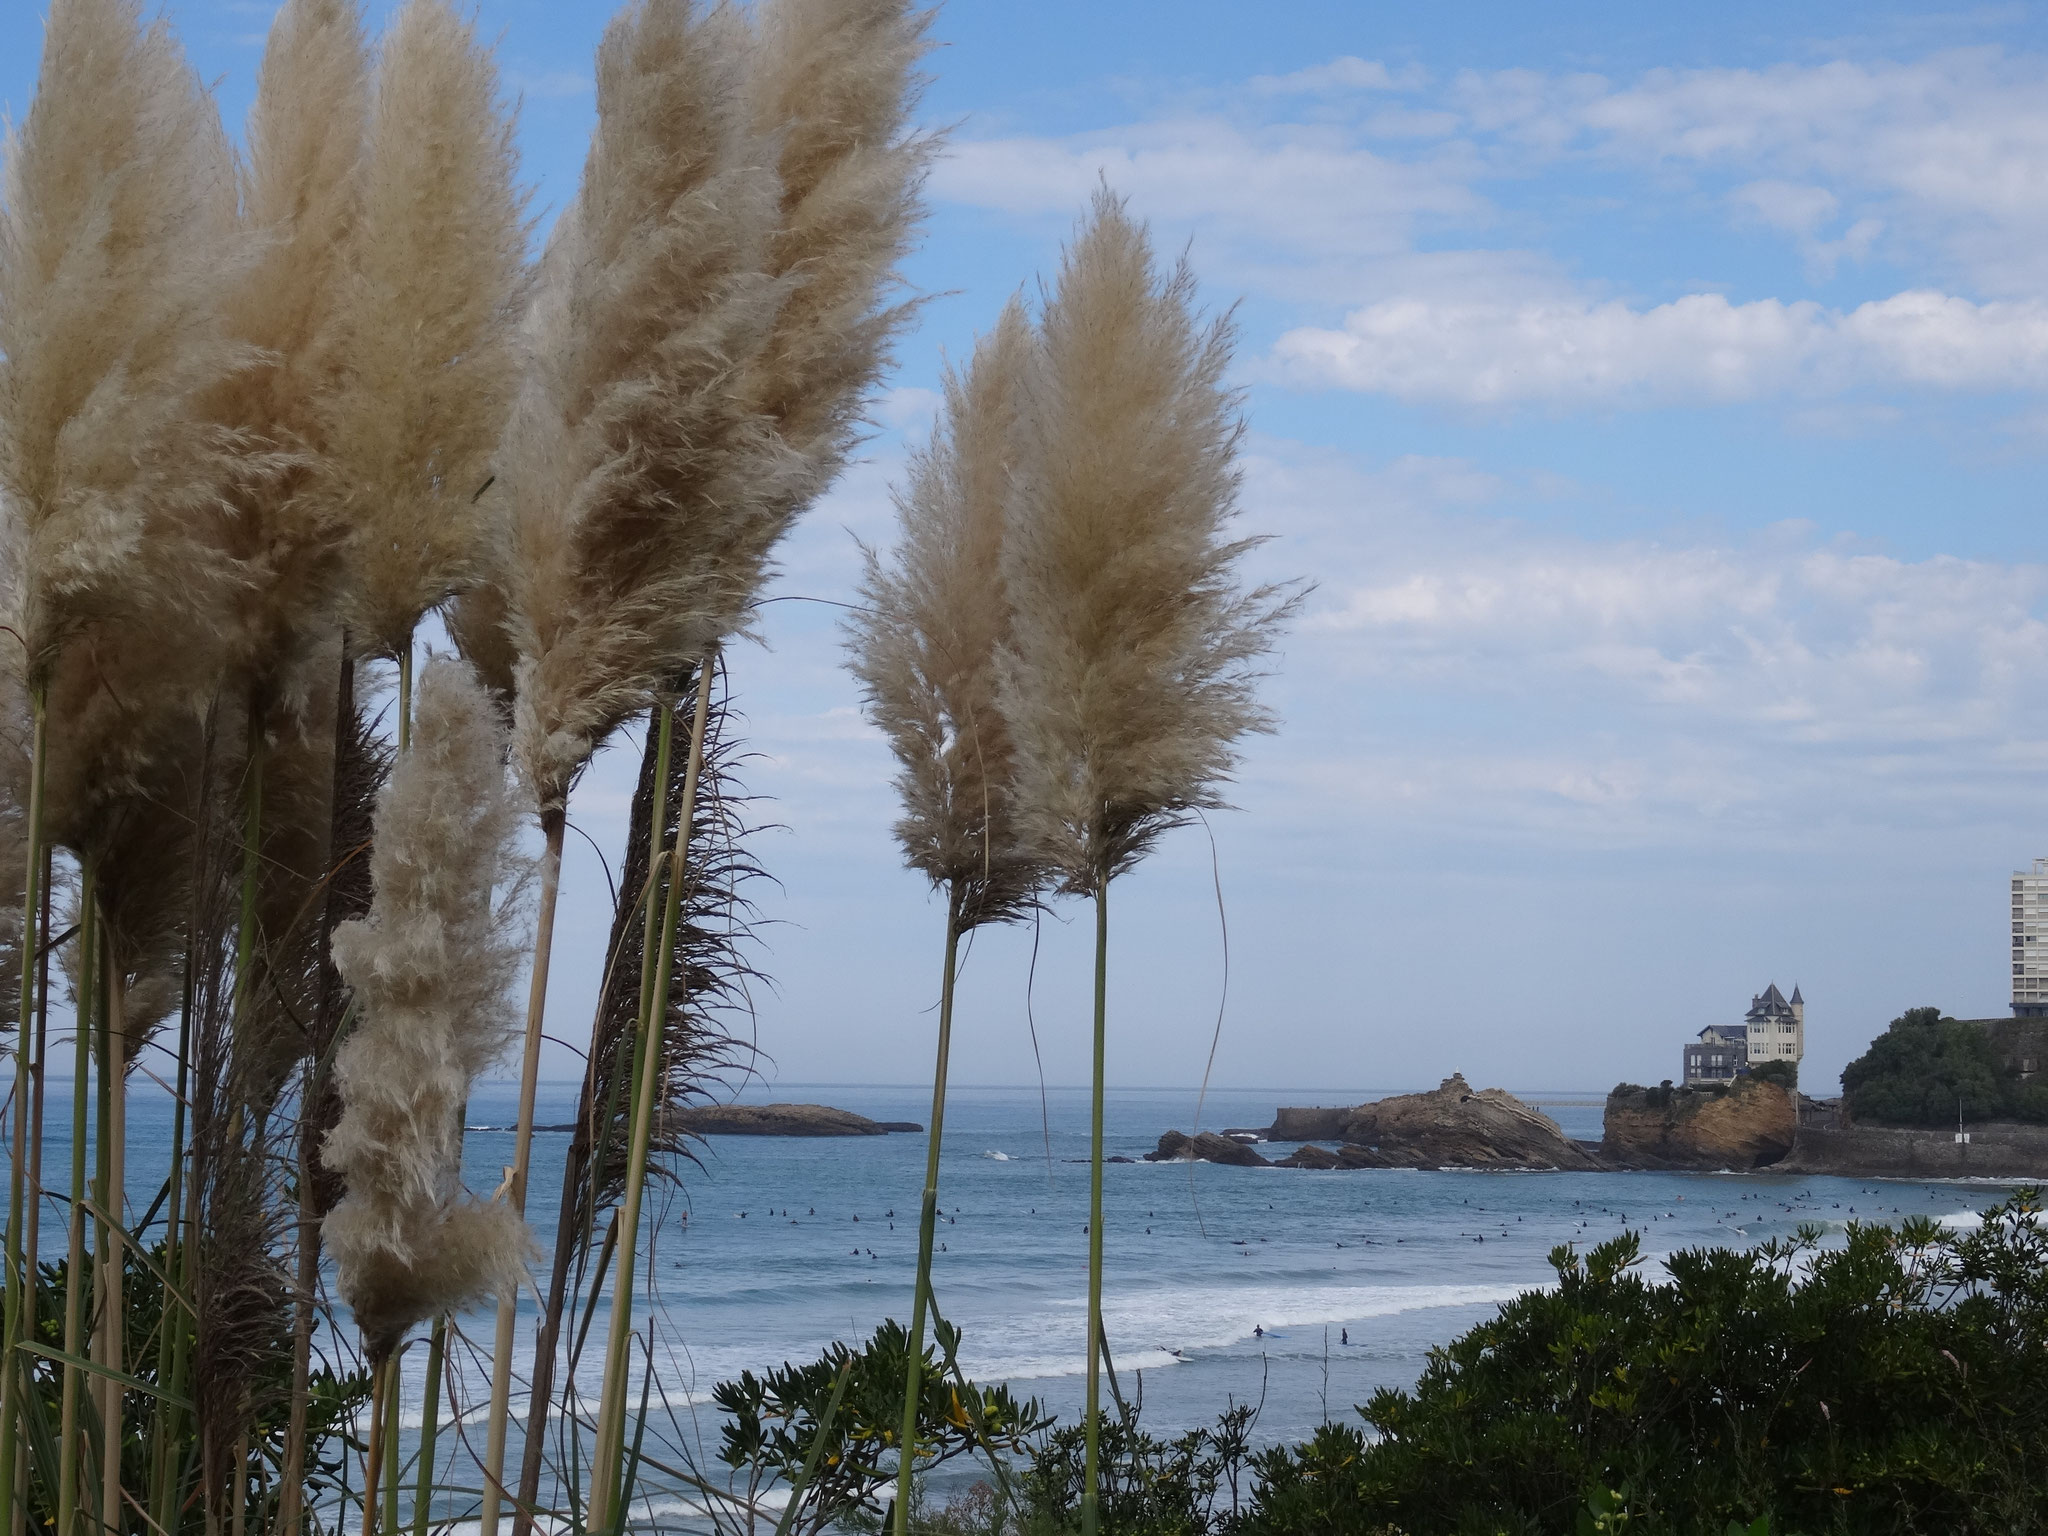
[15,1077,2018,1530]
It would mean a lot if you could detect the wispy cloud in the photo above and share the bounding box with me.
[931,45,2048,417]
[1269,288,2048,406]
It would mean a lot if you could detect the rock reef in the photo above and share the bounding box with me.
[671,1103,921,1136]
[1601,1076,1794,1170]
[1146,1130,1269,1167]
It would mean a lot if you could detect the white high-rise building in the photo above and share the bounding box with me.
[1745,982,1804,1065]
[2013,858,2048,1017]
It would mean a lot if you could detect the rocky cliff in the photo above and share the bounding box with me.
[1600,1077,1794,1170]
[671,1103,921,1136]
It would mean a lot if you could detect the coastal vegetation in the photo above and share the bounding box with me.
[1,0,1299,1529]
[756,1193,2048,1536]
[1841,1008,2048,1127]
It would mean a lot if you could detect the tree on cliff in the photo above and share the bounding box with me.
[1840,1007,2045,1126]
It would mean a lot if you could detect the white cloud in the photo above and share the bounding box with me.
[1230,438,2048,843]
[1268,288,2048,405]
[1250,56,1427,96]
[1452,51,2048,292]
[926,46,2048,418]
[874,386,941,432]
[1731,180,1838,237]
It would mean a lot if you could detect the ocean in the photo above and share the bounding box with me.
[20,1078,2018,1530]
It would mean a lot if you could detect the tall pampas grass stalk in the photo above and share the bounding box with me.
[56,869,96,1536]
[579,0,936,1523]
[0,690,40,1528]
[997,190,1298,1536]
[846,298,1042,1536]
[313,3,523,1518]
[585,664,713,1533]
[458,0,932,1519]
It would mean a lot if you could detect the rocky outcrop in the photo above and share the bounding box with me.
[1145,1130,1270,1167]
[1601,1077,1793,1170]
[1332,1075,1602,1169]
[672,1103,921,1136]
[1268,1106,1351,1141]
[1260,1076,1600,1170]
[1276,1142,1343,1169]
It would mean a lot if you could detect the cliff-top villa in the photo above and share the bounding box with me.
[1682,983,1806,1087]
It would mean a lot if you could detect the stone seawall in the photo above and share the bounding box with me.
[1777,1120,2048,1179]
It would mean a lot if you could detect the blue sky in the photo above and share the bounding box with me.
[9,1,2048,1098]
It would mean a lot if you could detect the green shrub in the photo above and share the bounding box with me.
[1235,1192,2048,1535]
[1747,1059,1796,1091]
[715,1317,1049,1536]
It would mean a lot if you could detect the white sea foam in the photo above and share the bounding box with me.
[947,1277,1546,1382]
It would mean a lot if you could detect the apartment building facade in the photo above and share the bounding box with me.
[2015,857,2048,1017]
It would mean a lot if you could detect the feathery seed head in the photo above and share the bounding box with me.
[322,0,527,659]
[746,0,934,506]
[849,297,1041,930]
[497,0,801,812]
[998,190,1298,892]
[238,0,370,430]
[323,655,533,1358]
[203,0,374,717]
[0,0,254,683]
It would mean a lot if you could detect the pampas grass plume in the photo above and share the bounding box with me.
[746,0,933,489]
[0,0,250,679]
[206,0,371,716]
[322,0,526,660]
[850,297,1038,929]
[999,189,1296,890]
[495,0,798,810]
[237,0,369,435]
[323,656,531,1358]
